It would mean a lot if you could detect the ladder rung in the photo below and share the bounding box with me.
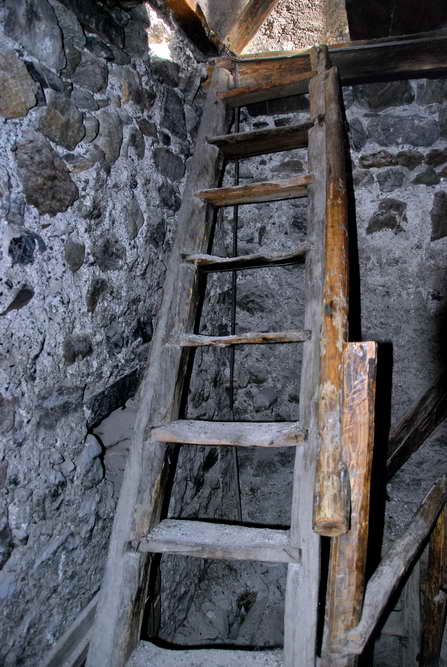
[218,71,315,108]
[169,329,311,347]
[136,519,299,563]
[183,244,311,272]
[128,641,284,666]
[196,175,312,207]
[151,420,306,448]
[207,122,312,160]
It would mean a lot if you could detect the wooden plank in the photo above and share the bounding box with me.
[224,0,281,53]
[151,419,306,447]
[196,175,312,207]
[213,30,447,90]
[321,342,378,667]
[170,329,311,347]
[284,46,327,667]
[387,370,447,480]
[313,65,350,537]
[86,67,233,667]
[184,244,310,272]
[346,476,447,655]
[136,519,300,564]
[42,594,98,667]
[420,505,447,666]
[128,641,284,667]
[218,71,315,108]
[207,122,311,160]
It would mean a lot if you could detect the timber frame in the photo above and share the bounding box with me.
[68,29,447,667]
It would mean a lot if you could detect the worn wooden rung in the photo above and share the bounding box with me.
[183,244,311,272]
[169,329,311,347]
[207,122,312,160]
[151,420,307,447]
[128,641,284,666]
[218,71,315,108]
[196,175,312,207]
[135,519,299,563]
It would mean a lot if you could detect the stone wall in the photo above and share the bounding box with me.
[0,1,205,664]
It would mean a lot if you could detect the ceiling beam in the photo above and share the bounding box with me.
[224,0,282,54]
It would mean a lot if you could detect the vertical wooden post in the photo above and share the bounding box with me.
[285,46,327,667]
[420,505,447,666]
[321,342,378,667]
[313,63,350,537]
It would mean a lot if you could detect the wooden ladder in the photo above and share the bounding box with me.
[87,46,355,667]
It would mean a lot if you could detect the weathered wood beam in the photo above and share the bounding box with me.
[128,641,283,666]
[313,63,350,537]
[218,71,314,107]
[170,329,311,347]
[224,0,281,54]
[420,505,447,666]
[86,66,233,667]
[196,175,312,207]
[321,342,378,667]
[346,476,447,655]
[387,370,447,479]
[284,46,326,667]
[136,520,299,564]
[207,122,311,160]
[213,30,447,89]
[151,419,306,447]
[183,244,310,272]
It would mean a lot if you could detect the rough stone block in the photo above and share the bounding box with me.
[39,93,85,150]
[15,132,79,216]
[367,198,408,235]
[0,51,37,119]
[367,115,439,147]
[353,80,414,110]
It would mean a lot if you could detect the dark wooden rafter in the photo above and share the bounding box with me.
[387,370,447,479]
[164,0,220,54]
[224,0,282,53]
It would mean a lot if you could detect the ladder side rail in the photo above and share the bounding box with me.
[313,64,350,537]
[284,46,328,667]
[321,342,378,667]
[86,66,233,667]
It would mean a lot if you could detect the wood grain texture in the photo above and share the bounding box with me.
[151,420,307,447]
[224,0,282,53]
[86,67,233,667]
[196,175,312,206]
[218,71,315,107]
[284,47,327,667]
[207,122,311,160]
[213,30,447,89]
[387,370,447,479]
[137,519,300,564]
[321,342,378,667]
[171,329,311,347]
[183,244,310,272]
[313,65,350,537]
[420,505,447,666]
[346,476,447,655]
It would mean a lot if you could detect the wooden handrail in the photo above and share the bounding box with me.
[313,62,350,537]
[345,476,447,655]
